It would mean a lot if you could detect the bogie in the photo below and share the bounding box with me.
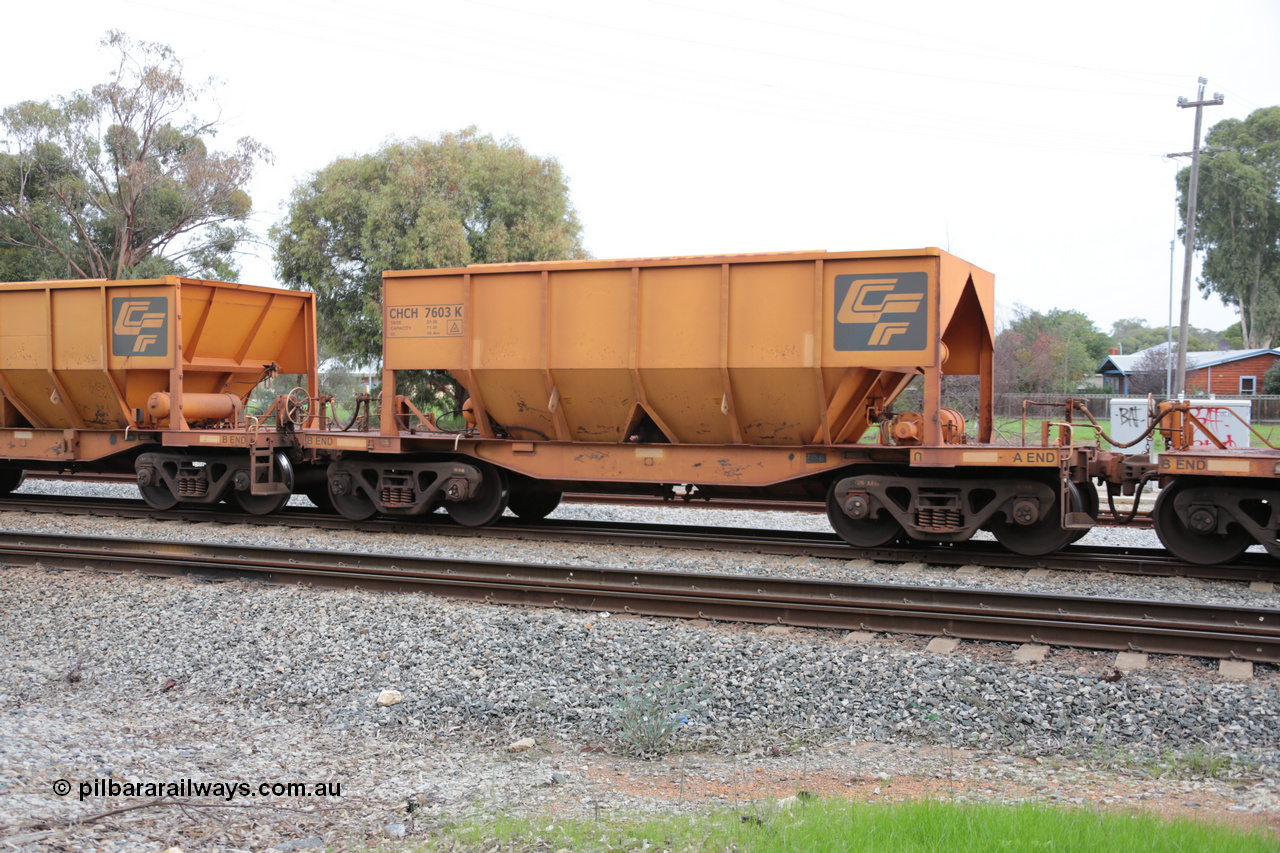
[325,458,510,526]
[133,451,294,515]
[826,470,1085,556]
[1153,479,1258,566]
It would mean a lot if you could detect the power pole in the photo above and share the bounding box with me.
[1167,239,1174,398]
[1174,77,1223,396]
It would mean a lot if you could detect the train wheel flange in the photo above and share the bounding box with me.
[445,461,510,527]
[230,490,291,515]
[990,481,1081,557]
[1153,480,1252,566]
[826,478,902,548]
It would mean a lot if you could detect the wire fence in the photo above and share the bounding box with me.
[994,394,1280,423]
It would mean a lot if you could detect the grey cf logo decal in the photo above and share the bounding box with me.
[833,273,927,351]
[111,297,168,357]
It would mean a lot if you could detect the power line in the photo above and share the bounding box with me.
[118,0,1183,156]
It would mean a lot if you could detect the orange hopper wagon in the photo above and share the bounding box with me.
[338,249,1092,555]
[0,276,317,512]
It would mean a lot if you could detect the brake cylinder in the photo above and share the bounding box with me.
[146,392,244,423]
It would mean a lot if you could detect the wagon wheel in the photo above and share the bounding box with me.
[825,478,902,548]
[138,482,178,510]
[0,469,24,496]
[328,466,378,521]
[1067,481,1099,544]
[283,386,312,426]
[990,481,1082,557]
[331,487,377,520]
[507,489,563,521]
[1153,480,1253,566]
[445,461,510,527]
[136,462,178,510]
[230,452,294,516]
[229,489,292,516]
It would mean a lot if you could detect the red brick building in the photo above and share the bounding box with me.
[1099,348,1280,396]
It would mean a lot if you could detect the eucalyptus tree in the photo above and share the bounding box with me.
[272,128,586,409]
[0,31,271,282]
[1178,106,1280,348]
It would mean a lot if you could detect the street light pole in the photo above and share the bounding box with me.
[1174,77,1224,397]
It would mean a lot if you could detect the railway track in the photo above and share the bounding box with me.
[562,491,1155,529]
[0,491,1276,583]
[1,530,1276,663]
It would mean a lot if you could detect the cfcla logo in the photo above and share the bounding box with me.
[836,281,924,346]
[111,297,169,358]
[833,273,927,352]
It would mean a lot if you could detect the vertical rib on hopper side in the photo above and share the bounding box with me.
[382,249,994,446]
[0,276,316,431]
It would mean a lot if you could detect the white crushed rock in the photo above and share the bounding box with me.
[0,480,1277,851]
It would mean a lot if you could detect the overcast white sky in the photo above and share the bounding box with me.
[4,0,1278,337]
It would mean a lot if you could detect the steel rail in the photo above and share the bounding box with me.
[0,492,1275,582]
[562,492,1155,528]
[1,530,1276,662]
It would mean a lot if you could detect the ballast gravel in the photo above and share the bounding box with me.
[1,479,1278,851]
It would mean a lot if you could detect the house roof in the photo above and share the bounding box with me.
[319,358,382,375]
[1098,346,1280,375]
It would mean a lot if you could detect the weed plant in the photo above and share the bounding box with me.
[610,673,705,758]
[1094,744,1261,782]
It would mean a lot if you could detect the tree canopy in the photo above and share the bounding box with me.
[1109,317,1172,354]
[994,306,1110,395]
[1264,359,1280,395]
[1108,317,1215,354]
[0,31,271,282]
[272,128,587,388]
[1178,106,1280,348]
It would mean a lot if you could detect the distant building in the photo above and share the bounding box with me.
[320,359,381,388]
[1098,346,1280,396]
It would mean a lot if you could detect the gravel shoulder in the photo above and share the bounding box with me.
[1,481,1278,851]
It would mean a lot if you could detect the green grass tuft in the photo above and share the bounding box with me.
[399,797,1277,852]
